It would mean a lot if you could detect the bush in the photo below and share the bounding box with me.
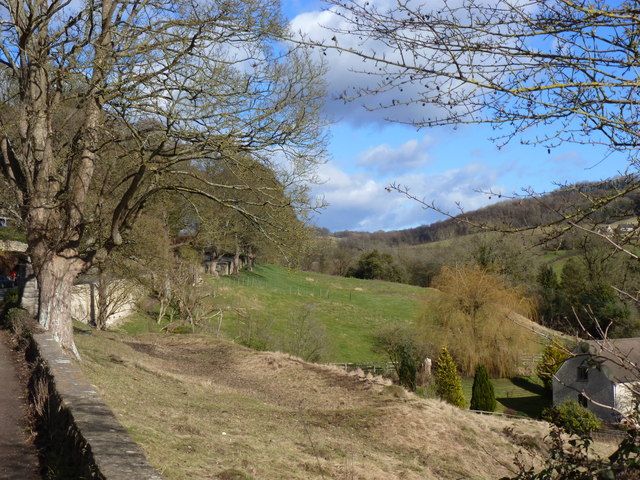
[373,325,433,391]
[536,340,570,393]
[542,400,601,437]
[282,305,327,362]
[346,250,406,282]
[470,365,496,412]
[502,426,640,480]
[235,314,273,351]
[434,346,466,408]
[0,287,21,321]
[5,308,37,349]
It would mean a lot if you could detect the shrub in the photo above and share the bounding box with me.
[0,287,21,321]
[373,325,433,391]
[346,249,406,282]
[235,314,273,351]
[5,308,37,349]
[536,340,570,393]
[434,346,466,408]
[542,400,601,437]
[282,305,327,362]
[502,426,640,480]
[470,365,496,412]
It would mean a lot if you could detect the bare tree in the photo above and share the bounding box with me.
[315,0,639,151]
[94,271,137,330]
[0,0,327,355]
[298,0,640,233]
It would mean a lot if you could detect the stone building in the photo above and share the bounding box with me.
[553,338,640,423]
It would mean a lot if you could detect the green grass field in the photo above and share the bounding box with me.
[214,264,435,362]
[119,263,435,362]
[461,376,550,418]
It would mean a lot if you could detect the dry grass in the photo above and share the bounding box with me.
[76,331,551,480]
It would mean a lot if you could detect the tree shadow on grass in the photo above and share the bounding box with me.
[497,395,550,419]
[242,269,267,280]
[510,376,547,396]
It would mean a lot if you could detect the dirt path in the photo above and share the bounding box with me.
[0,330,41,480]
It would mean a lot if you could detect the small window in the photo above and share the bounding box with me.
[577,364,589,382]
[578,393,588,408]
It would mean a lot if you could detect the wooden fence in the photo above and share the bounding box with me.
[324,362,397,376]
[327,354,543,377]
[519,353,543,365]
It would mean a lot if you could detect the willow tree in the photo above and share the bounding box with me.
[0,0,326,355]
[421,265,537,377]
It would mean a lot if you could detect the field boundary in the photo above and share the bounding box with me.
[324,361,396,376]
[26,332,162,480]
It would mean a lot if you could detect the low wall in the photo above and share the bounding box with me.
[70,281,140,328]
[26,332,162,480]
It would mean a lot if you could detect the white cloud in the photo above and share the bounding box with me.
[356,137,434,175]
[289,0,535,130]
[312,160,503,231]
[289,4,453,126]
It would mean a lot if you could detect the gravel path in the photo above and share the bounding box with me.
[0,330,41,480]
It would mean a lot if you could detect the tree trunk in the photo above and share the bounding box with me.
[96,271,109,330]
[34,254,83,358]
[232,238,241,276]
[209,260,219,277]
[246,245,254,271]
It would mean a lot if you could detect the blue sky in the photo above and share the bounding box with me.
[282,1,632,233]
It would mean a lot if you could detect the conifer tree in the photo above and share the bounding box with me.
[434,346,466,408]
[470,365,496,412]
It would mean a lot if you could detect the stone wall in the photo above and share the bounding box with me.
[553,354,617,422]
[0,239,28,253]
[70,280,140,328]
[22,277,141,328]
[26,332,162,480]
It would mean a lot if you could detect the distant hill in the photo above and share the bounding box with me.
[331,178,640,248]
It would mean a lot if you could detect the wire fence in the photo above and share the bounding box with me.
[220,275,360,301]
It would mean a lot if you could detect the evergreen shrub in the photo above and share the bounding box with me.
[434,346,466,408]
[470,365,496,412]
[536,340,570,392]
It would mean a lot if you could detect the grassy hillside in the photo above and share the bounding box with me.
[121,264,435,363]
[112,263,562,419]
[119,264,555,366]
[76,329,551,480]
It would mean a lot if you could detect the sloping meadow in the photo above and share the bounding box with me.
[76,331,549,480]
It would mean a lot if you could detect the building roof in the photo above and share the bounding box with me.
[577,338,640,384]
